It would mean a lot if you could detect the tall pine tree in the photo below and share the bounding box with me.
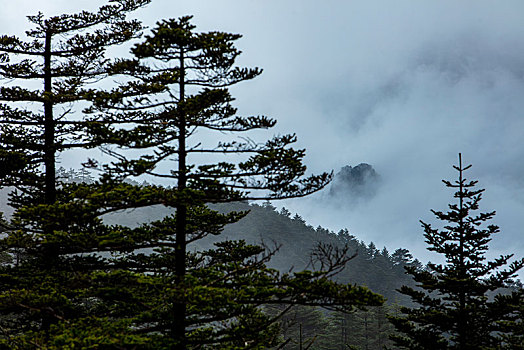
[389,154,524,349]
[0,0,150,209]
[0,1,163,346]
[1,12,384,348]
[82,16,383,348]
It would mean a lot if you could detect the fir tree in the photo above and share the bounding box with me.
[81,16,383,348]
[0,0,150,209]
[1,12,384,348]
[0,1,159,345]
[493,287,524,349]
[389,154,524,349]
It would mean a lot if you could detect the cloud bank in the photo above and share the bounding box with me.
[4,0,524,274]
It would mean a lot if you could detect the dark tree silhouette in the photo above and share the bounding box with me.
[0,0,150,209]
[83,16,382,348]
[389,154,524,349]
[0,0,156,345]
[0,12,384,348]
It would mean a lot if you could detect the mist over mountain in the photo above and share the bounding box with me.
[328,163,381,205]
[2,169,519,301]
[101,200,417,304]
[6,0,523,286]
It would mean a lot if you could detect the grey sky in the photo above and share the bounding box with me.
[3,0,524,275]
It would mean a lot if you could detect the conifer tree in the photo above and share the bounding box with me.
[81,16,383,348]
[389,154,524,349]
[0,1,160,346]
[493,287,524,349]
[1,11,384,348]
[0,0,150,208]
[268,304,333,349]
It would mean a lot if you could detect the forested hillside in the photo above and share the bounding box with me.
[1,167,418,348]
[101,200,419,349]
[1,165,420,306]
[203,202,420,349]
[4,166,521,349]
[102,200,420,304]
[214,202,419,303]
[3,166,420,303]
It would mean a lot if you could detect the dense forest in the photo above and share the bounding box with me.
[0,0,523,349]
[101,199,420,304]
[19,168,420,349]
[2,166,522,349]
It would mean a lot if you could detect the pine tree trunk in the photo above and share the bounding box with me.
[364,313,369,350]
[43,30,56,206]
[457,153,467,348]
[173,48,187,349]
[40,29,56,338]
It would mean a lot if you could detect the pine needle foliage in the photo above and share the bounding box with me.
[0,0,151,208]
[389,154,524,350]
[0,1,160,346]
[1,11,384,349]
[80,16,382,349]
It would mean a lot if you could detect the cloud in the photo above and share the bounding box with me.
[258,0,524,273]
[4,0,524,275]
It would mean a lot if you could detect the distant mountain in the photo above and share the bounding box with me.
[103,201,418,305]
[212,202,417,304]
[328,163,381,203]
[2,167,416,304]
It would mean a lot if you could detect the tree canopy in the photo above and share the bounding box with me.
[0,8,384,349]
[389,154,524,350]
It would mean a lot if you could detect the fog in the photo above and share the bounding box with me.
[3,0,524,275]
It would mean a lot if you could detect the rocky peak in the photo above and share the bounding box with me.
[329,163,380,200]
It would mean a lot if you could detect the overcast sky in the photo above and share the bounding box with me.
[3,0,524,275]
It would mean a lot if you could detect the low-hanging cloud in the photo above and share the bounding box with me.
[279,29,524,272]
[5,0,524,275]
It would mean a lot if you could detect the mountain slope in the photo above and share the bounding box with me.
[103,201,418,304]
